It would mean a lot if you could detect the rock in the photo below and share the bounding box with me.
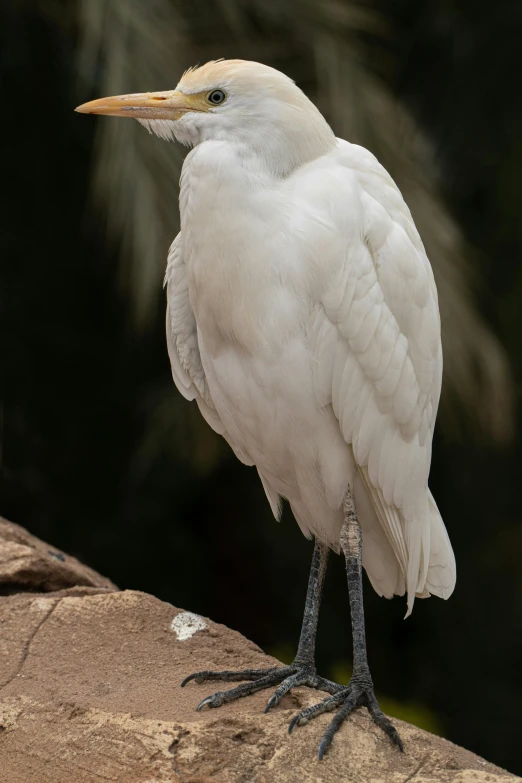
[0,517,117,594]
[0,518,518,783]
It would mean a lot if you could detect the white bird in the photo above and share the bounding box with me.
[76,58,456,759]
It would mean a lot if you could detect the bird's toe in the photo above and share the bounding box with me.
[288,682,403,759]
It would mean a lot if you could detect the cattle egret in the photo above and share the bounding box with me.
[76,59,456,759]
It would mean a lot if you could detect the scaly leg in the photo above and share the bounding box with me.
[289,488,404,759]
[182,539,341,711]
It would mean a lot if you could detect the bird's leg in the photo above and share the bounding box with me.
[182,539,341,712]
[289,488,404,759]
[290,536,329,668]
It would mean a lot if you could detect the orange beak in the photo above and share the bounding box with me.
[75,90,207,120]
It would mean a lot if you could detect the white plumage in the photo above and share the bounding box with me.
[160,61,455,616]
[79,59,456,617]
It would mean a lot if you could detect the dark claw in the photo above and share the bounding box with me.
[288,714,300,734]
[264,695,277,714]
[196,694,222,711]
[318,737,329,761]
[181,672,198,687]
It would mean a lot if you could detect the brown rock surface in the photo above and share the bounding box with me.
[0,516,117,594]
[0,518,518,783]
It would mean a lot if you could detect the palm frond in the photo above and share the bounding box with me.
[78,0,190,326]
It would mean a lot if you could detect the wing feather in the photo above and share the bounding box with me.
[164,233,262,477]
[313,140,455,612]
[165,233,225,435]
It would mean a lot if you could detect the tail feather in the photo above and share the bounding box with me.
[358,468,455,614]
[424,491,457,600]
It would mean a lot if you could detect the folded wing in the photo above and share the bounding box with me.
[165,233,255,469]
[312,140,455,613]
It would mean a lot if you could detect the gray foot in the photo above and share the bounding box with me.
[181,664,341,713]
[289,679,404,759]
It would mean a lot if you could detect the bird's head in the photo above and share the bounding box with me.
[76,59,335,174]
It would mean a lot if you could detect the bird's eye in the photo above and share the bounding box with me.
[207,89,226,106]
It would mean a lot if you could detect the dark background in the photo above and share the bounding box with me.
[2,0,522,774]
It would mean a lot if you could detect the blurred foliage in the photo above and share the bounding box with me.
[1,0,522,776]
